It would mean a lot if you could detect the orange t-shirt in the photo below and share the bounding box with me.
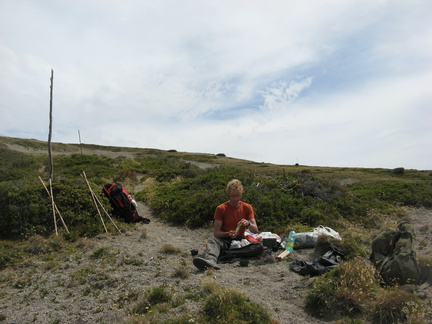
[214,201,255,236]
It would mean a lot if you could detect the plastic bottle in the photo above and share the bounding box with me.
[286,228,296,252]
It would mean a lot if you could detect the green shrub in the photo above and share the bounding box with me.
[137,165,432,232]
[147,286,172,305]
[306,257,379,319]
[349,181,432,208]
[53,154,116,181]
[2,141,432,246]
[0,242,16,270]
[113,169,139,185]
[139,167,238,227]
[25,235,50,254]
[305,256,427,322]
[372,289,425,323]
[392,167,405,175]
[202,287,271,324]
[130,286,174,316]
[0,179,115,239]
[0,146,41,182]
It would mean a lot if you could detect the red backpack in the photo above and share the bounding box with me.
[102,183,150,224]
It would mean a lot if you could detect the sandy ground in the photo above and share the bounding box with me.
[0,203,431,324]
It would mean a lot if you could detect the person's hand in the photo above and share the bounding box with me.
[239,218,250,227]
[228,230,237,238]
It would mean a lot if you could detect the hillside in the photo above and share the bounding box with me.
[0,136,431,323]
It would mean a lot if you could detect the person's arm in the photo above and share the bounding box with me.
[246,218,258,234]
[237,217,258,234]
[240,204,259,234]
[213,219,235,238]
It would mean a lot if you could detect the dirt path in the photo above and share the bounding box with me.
[0,205,430,323]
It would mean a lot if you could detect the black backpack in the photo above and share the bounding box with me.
[102,183,150,224]
[219,241,264,263]
[370,220,421,285]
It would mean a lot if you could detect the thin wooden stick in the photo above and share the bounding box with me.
[48,69,54,180]
[82,171,108,234]
[39,177,70,233]
[49,178,58,236]
[92,191,122,235]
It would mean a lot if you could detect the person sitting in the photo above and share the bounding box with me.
[193,179,259,270]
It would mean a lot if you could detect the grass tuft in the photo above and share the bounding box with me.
[373,288,425,324]
[172,266,189,279]
[161,244,183,254]
[202,287,272,324]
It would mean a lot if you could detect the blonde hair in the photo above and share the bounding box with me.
[226,179,243,195]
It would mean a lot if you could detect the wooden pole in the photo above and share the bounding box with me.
[78,129,83,155]
[81,172,122,235]
[82,171,108,234]
[48,69,54,180]
[49,178,58,235]
[92,190,122,235]
[39,176,69,233]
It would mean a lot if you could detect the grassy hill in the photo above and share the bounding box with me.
[1,135,431,240]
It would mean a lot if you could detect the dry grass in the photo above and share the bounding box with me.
[172,266,189,279]
[201,277,220,294]
[161,244,183,255]
[373,288,426,324]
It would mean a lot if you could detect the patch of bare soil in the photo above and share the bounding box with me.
[4,143,139,159]
[0,205,430,323]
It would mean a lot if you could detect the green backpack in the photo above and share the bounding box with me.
[370,220,421,286]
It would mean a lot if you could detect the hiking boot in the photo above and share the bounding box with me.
[193,257,220,271]
[138,216,151,224]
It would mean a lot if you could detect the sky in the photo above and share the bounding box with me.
[1,0,431,170]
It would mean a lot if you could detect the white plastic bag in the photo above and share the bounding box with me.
[313,225,342,240]
[229,239,251,250]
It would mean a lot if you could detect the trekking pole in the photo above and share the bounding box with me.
[38,176,70,233]
[82,171,108,234]
[49,178,58,236]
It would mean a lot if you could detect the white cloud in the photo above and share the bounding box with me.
[260,77,313,111]
[0,0,431,169]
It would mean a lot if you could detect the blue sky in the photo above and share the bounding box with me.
[1,0,431,170]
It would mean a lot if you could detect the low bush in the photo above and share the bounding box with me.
[130,286,173,316]
[306,257,381,319]
[0,242,18,270]
[54,154,116,182]
[0,146,41,182]
[202,287,272,324]
[305,257,427,322]
[2,143,431,241]
[0,179,116,239]
[372,289,425,323]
